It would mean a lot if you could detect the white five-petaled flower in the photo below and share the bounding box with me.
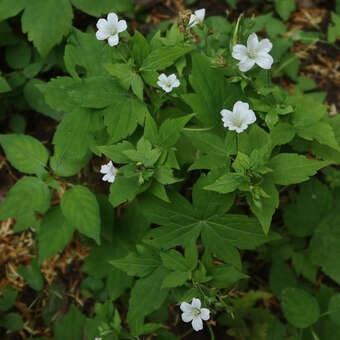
[232,33,273,72]
[157,73,180,93]
[100,161,118,183]
[96,13,127,47]
[188,8,206,27]
[220,101,256,133]
[180,298,210,332]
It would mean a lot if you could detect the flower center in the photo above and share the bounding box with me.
[166,81,172,88]
[192,308,201,317]
[232,118,242,128]
[247,49,257,59]
[110,26,117,36]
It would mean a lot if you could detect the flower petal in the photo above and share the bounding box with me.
[233,101,249,112]
[158,73,167,82]
[191,298,201,309]
[232,44,247,61]
[181,312,194,323]
[247,33,259,51]
[96,18,108,30]
[96,29,110,40]
[108,34,119,47]
[237,58,255,72]
[255,53,273,69]
[107,12,118,24]
[200,308,210,321]
[192,317,203,331]
[117,20,127,33]
[195,8,205,22]
[172,79,180,88]
[168,74,177,82]
[188,14,198,27]
[257,38,272,53]
[180,302,193,313]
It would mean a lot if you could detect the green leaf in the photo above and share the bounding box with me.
[0,76,11,93]
[0,134,49,175]
[161,271,190,288]
[142,193,279,250]
[328,294,340,326]
[192,172,235,219]
[0,176,51,222]
[127,267,169,335]
[281,288,320,328]
[160,250,189,272]
[328,12,340,43]
[21,0,73,57]
[24,79,63,121]
[205,172,246,194]
[246,176,279,234]
[104,94,148,143]
[0,312,24,331]
[70,0,132,16]
[309,210,340,284]
[38,206,75,262]
[270,260,298,296]
[109,176,140,207]
[183,54,226,125]
[98,141,134,163]
[50,108,93,176]
[61,185,101,244]
[283,178,332,237]
[210,264,248,289]
[141,46,193,71]
[132,30,150,67]
[0,0,25,21]
[201,227,241,269]
[17,259,44,291]
[269,153,328,185]
[297,121,340,151]
[5,41,31,69]
[54,305,85,340]
[65,29,115,79]
[275,0,296,20]
[0,287,18,313]
[111,247,161,278]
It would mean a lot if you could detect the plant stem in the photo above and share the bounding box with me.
[235,132,239,155]
[208,323,215,340]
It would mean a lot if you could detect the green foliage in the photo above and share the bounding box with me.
[281,288,320,328]
[0,134,49,175]
[1,3,340,340]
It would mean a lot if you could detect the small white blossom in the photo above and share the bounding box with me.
[180,298,210,332]
[188,8,206,27]
[232,33,273,72]
[96,12,127,47]
[220,101,256,133]
[100,161,117,183]
[157,73,180,93]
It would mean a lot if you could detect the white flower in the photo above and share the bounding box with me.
[232,33,273,72]
[188,8,206,27]
[100,161,118,183]
[157,73,180,93]
[180,298,210,331]
[96,12,127,47]
[220,101,256,133]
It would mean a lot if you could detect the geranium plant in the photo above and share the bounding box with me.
[1,1,340,339]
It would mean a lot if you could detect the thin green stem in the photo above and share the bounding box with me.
[183,126,214,132]
[235,132,239,155]
[208,323,215,340]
